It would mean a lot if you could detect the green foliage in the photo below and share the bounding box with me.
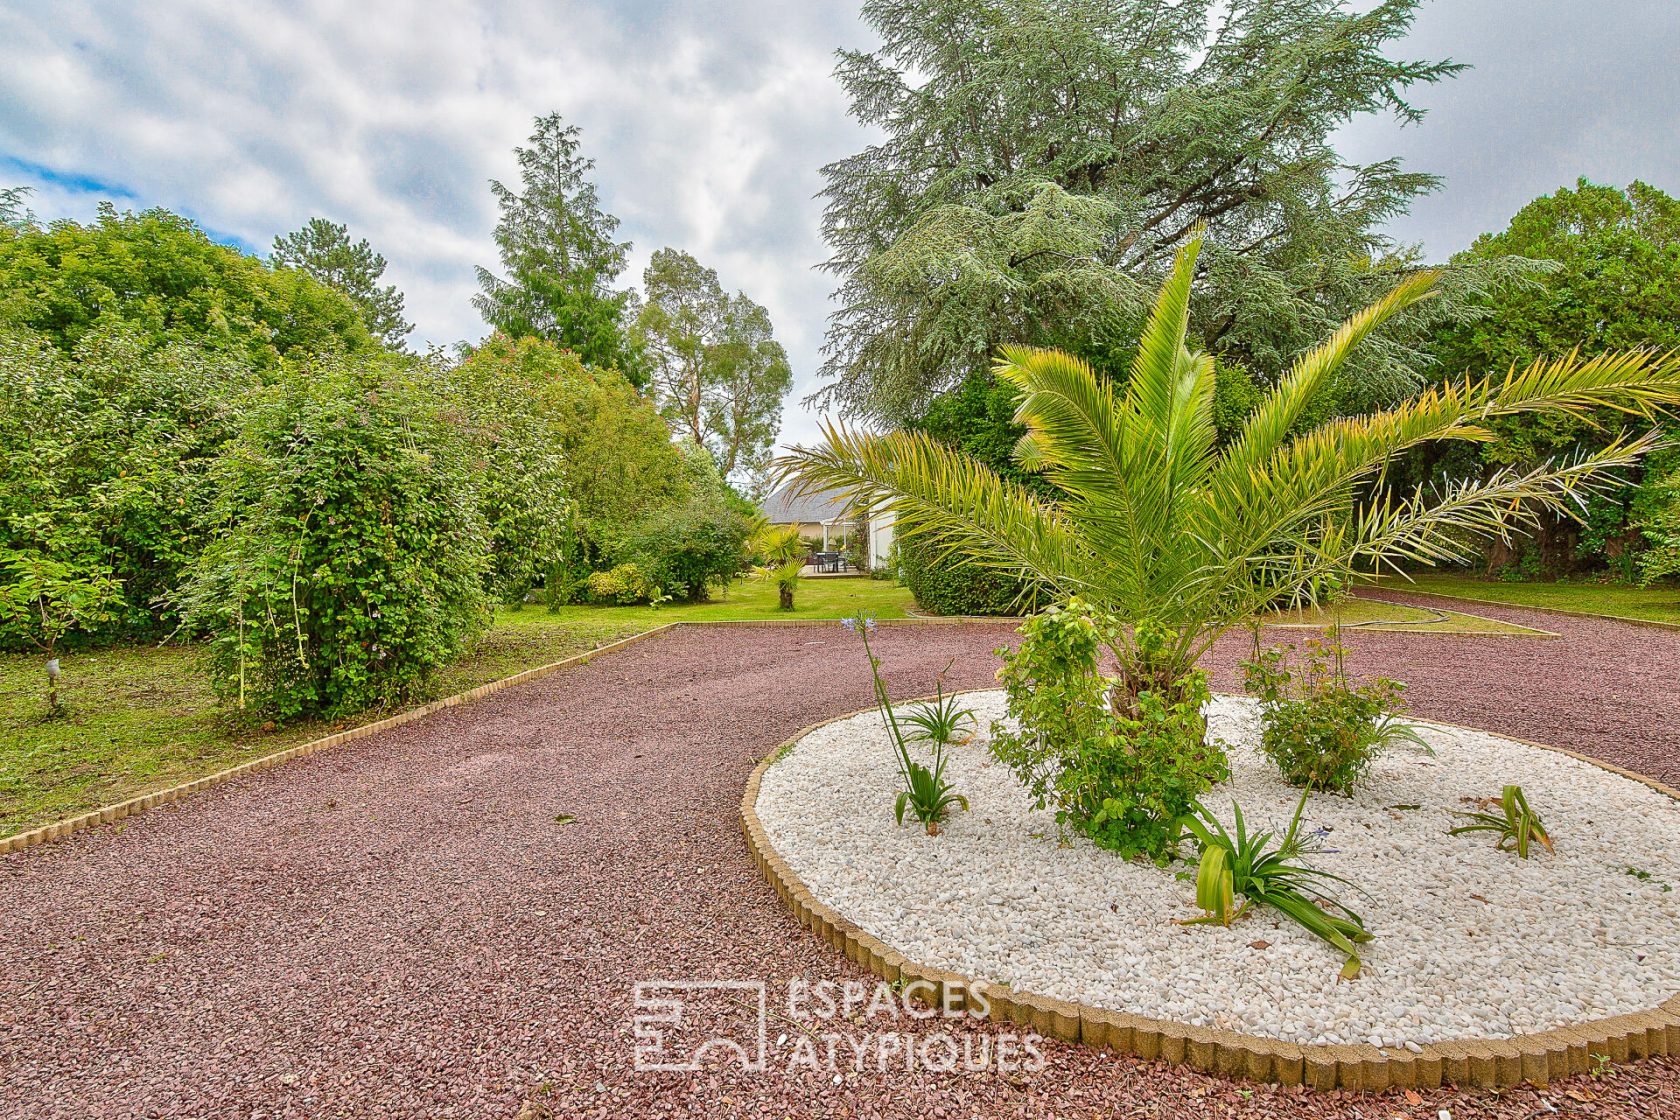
[177,356,490,720]
[621,479,750,604]
[583,563,652,605]
[815,0,1527,420]
[473,113,642,379]
[896,532,1026,616]
[0,326,250,644]
[0,186,33,229]
[990,601,1226,862]
[901,683,977,749]
[452,334,688,603]
[1634,449,1680,585]
[1211,358,1264,445]
[749,522,805,609]
[272,217,412,349]
[783,236,1680,695]
[896,747,970,833]
[842,613,970,833]
[1183,792,1373,979]
[1449,785,1554,859]
[0,203,375,367]
[0,542,122,711]
[1429,180,1680,575]
[1242,628,1427,793]
[637,248,793,480]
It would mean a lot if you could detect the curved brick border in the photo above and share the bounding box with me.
[0,617,1004,857]
[741,706,1680,1091]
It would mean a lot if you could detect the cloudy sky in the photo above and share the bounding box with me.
[2,1,1678,449]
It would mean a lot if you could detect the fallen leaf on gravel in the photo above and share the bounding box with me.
[554,814,576,825]
[1250,940,1270,950]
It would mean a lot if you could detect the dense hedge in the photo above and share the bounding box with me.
[896,533,1029,616]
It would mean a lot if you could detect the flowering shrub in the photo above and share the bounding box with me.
[990,600,1226,862]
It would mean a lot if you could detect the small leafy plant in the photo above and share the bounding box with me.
[1243,626,1429,793]
[991,600,1226,862]
[902,679,977,748]
[1449,785,1554,858]
[842,613,970,834]
[1183,791,1374,980]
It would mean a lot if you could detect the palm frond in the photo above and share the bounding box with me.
[776,422,1088,598]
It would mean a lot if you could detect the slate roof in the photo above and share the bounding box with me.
[759,483,856,524]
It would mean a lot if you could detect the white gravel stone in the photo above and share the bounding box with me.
[755,692,1680,1046]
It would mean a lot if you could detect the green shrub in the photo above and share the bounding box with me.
[897,532,1028,616]
[622,493,748,603]
[583,563,651,605]
[177,356,490,721]
[1241,629,1427,793]
[0,325,251,646]
[990,601,1227,862]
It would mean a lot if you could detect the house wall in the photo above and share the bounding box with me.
[867,508,896,570]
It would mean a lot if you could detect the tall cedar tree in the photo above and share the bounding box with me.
[816,0,1532,420]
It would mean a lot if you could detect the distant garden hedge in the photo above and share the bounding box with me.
[896,533,1027,616]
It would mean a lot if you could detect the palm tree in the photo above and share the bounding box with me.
[780,237,1680,706]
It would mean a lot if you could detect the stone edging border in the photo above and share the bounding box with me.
[0,617,1014,858]
[740,705,1680,1091]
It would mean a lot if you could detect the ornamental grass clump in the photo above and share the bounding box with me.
[1242,625,1430,793]
[841,614,969,834]
[990,600,1226,863]
[1184,791,1373,980]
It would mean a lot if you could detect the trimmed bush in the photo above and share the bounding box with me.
[896,532,1027,616]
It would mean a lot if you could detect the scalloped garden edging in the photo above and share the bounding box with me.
[740,704,1680,1091]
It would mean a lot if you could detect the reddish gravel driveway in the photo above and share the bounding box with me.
[2,604,1677,1119]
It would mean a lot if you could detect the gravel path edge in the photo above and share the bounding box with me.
[0,622,683,857]
[0,616,1023,858]
[741,702,1680,1092]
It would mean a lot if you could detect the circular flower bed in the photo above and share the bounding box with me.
[754,692,1680,1049]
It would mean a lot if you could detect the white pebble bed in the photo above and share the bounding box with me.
[755,691,1680,1047]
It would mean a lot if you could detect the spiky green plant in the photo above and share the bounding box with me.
[901,681,978,748]
[1184,791,1373,980]
[779,235,1680,702]
[1449,784,1554,858]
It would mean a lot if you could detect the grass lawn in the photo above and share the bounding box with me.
[1264,596,1552,636]
[1363,572,1680,627]
[0,576,916,839]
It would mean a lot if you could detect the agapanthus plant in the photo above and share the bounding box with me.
[842,613,970,834]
